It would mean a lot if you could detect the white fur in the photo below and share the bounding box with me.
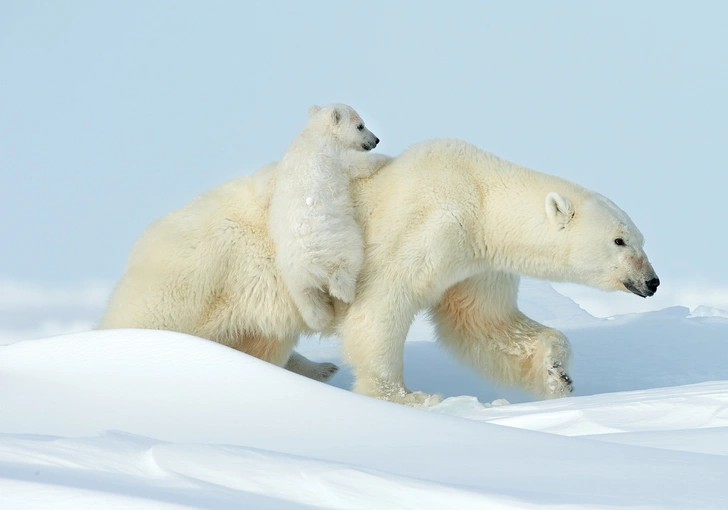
[99,139,657,406]
[268,103,390,330]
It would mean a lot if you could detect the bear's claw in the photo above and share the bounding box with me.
[546,359,574,396]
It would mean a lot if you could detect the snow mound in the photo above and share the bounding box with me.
[433,381,728,439]
[296,303,728,405]
[1,329,728,509]
[517,277,594,324]
[0,280,111,345]
[690,304,728,319]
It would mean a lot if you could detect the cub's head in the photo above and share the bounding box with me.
[308,103,379,151]
[546,192,660,298]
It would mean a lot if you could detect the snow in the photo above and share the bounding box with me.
[2,279,728,509]
[0,280,111,345]
[553,281,728,319]
[690,305,728,319]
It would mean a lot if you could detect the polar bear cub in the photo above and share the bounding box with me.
[269,103,390,330]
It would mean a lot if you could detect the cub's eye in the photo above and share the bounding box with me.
[614,238,625,246]
[357,124,364,131]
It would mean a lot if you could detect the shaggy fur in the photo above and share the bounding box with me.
[99,139,658,405]
[268,104,389,330]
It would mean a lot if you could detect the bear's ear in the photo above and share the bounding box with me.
[545,192,575,229]
[308,105,322,118]
[330,107,341,125]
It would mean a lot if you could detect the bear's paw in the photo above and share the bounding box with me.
[545,359,574,397]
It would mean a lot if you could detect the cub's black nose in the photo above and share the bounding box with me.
[375,137,380,145]
[646,277,660,293]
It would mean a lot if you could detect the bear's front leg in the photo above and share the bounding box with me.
[340,287,442,407]
[432,273,574,399]
[523,328,574,398]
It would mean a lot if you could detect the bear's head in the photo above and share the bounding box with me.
[546,192,660,298]
[308,103,380,152]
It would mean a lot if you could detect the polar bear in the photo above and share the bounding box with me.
[99,138,659,406]
[269,104,390,330]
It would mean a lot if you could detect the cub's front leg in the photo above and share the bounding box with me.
[347,153,392,179]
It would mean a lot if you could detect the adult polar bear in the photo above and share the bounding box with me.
[100,138,659,406]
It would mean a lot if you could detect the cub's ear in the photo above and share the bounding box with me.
[545,192,575,229]
[331,107,341,125]
[308,105,322,118]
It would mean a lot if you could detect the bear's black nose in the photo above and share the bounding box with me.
[375,137,380,145]
[646,277,660,293]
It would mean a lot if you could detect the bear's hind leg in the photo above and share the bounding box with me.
[229,334,339,384]
[285,351,339,382]
[230,332,296,368]
[432,273,574,400]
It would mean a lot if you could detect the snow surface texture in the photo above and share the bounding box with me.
[0,280,110,345]
[2,279,728,509]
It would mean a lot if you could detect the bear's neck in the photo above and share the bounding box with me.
[475,164,586,283]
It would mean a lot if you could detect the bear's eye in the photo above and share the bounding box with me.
[614,238,625,246]
[357,124,364,131]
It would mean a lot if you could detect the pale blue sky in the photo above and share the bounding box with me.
[1,1,726,311]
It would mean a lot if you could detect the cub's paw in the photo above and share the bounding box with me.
[328,268,357,304]
[545,359,574,398]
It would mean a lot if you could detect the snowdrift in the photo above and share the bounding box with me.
[1,280,728,509]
